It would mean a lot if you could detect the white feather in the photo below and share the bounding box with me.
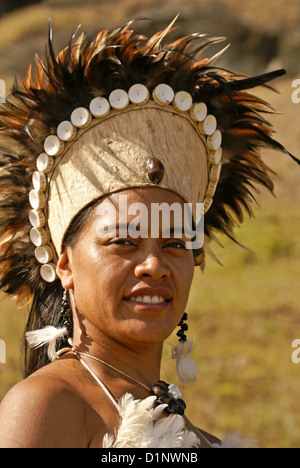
[26,326,68,362]
[171,339,198,383]
[112,394,156,448]
[147,413,200,448]
[102,393,257,448]
[151,404,168,421]
[102,392,200,448]
[212,432,259,448]
[102,433,115,448]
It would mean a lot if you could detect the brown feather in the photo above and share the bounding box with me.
[0,19,297,305]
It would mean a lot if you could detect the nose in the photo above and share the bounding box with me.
[134,249,170,282]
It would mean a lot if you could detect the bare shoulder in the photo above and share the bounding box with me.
[0,366,88,448]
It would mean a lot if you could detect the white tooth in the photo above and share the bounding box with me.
[143,295,152,304]
[130,295,166,304]
[151,296,161,304]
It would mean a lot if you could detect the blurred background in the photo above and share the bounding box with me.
[0,0,299,448]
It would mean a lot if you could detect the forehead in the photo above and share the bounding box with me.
[91,187,199,241]
[95,187,187,224]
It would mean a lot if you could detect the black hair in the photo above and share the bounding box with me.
[22,201,95,377]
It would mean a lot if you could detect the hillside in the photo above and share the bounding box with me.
[0,0,300,84]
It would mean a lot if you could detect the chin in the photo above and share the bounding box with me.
[120,319,176,346]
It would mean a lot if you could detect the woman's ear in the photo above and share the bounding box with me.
[56,248,74,290]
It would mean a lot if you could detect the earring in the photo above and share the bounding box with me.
[61,289,73,338]
[177,312,189,342]
[26,288,73,362]
[171,312,198,384]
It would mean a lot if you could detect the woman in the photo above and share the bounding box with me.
[0,19,297,448]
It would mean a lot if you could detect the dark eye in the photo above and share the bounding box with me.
[110,239,136,246]
[164,240,187,250]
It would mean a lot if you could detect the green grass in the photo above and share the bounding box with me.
[0,296,27,398]
[161,192,300,448]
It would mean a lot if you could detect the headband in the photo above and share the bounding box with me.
[30,88,223,282]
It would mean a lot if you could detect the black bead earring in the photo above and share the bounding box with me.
[177,312,188,343]
[61,289,73,337]
[171,312,198,384]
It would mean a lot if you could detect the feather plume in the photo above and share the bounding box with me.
[171,339,198,384]
[26,325,68,361]
[0,18,297,306]
[102,392,200,448]
[213,432,259,448]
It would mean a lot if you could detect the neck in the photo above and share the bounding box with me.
[72,324,162,393]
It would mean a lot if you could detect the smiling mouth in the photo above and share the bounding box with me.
[125,295,171,305]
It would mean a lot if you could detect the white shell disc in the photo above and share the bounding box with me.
[190,102,207,122]
[36,153,53,173]
[204,197,213,213]
[32,171,47,192]
[198,115,217,136]
[152,84,174,106]
[207,130,222,151]
[210,163,223,183]
[71,107,92,128]
[30,228,48,247]
[209,147,223,165]
[109,89,129,110]
[44,135,64,157]
[40,263,57,283]
[29,190,45,210]
[57,120,76,141]
[128,84,149,105]
[89,97,110,118]
[35,245,54,264]
[206,181,218,199]
[29,210,46,229]
[173,91,193,112]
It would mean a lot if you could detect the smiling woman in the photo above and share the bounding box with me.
[61,188,195,354]
[0,18,297,448]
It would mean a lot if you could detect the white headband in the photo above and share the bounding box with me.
[28,84,223,282]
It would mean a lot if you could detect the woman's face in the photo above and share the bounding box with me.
[58,188,195,349]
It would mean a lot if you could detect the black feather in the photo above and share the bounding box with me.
[0,19,297,304]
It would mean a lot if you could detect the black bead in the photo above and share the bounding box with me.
[147,158,165,184]
[151,380,186,416]
[178,313,188,326]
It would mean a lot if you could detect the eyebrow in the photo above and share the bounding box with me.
[104,223,194,239]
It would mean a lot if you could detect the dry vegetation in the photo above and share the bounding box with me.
[0,0,299,448]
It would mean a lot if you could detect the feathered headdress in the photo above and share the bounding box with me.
[0,18,298,307]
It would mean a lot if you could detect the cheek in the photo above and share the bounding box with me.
[174,261,194,309]
[71,245,130,312]
[174,254,194,289]
[168,254,195,318]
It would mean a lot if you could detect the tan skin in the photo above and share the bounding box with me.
[0,188,219,448]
